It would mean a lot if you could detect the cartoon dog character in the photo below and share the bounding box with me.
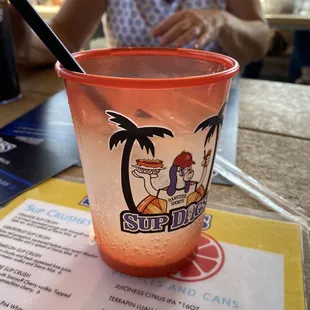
[167,151,195,196]
[133,151,211,213]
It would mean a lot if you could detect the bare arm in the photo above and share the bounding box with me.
[152,0,269,66]
[219,0,270,65]
[10,0,107,67]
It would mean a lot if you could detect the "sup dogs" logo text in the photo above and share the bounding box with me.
[121,196,207,234]
[0,138,16,153]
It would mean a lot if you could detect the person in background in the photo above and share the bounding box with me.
[289,30,310,85]
[242,30,288,79]
[9,0,269,68]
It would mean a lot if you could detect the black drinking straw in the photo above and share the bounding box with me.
[8,0,157,120]
[9,0,85,73]
[8,0,120,113]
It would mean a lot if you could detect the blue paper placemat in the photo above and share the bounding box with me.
[0,91,80,204]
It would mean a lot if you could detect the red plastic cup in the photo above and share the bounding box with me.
[55,48,239,277]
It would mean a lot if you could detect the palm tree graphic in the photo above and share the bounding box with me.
[194,101,227,190]
[107,111,174,214]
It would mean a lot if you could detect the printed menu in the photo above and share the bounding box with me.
[0,179,305,310]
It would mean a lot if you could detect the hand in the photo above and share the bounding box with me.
[152,9,225,49]
[132,170,144,179]
[132,170,158,179]
[296,67,310,85]
[8,4,56,67]
[8,4,31,64]
[201,159,209,168]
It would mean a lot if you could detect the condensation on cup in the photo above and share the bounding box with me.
[55,48,239,277]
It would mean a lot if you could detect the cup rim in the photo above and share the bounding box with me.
[55,48,239,89]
